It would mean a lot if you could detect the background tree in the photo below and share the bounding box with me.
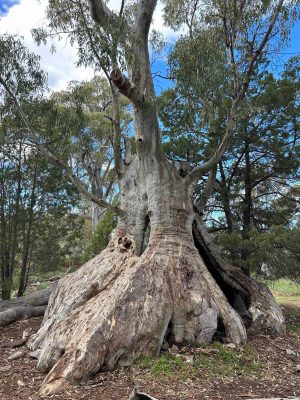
[0,127,84,300]
[51,77,130,230]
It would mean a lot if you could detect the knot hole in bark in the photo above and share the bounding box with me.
[118,236,133,253]
[137,137,144,144]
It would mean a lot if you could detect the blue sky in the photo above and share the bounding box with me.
[0,0,19,15]
[272,20,300,70]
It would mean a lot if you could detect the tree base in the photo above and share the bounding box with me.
[29,230,247,396]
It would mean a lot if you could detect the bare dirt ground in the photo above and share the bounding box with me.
[0,307,300,400]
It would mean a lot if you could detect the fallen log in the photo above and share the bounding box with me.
[0,305,47,328]
[0,288,52,328]
[0,288,52,313]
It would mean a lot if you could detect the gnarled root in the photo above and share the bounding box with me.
[30,230,246,396]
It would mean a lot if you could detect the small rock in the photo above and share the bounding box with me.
[296,364,300,372]
[180,354,194,365]
[286,349,297,356]
[8,350,26,360]
[224,343,237,349]
[17,379,25,387]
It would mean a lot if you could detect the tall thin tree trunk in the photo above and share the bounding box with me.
[219,161,234,233]
[0,169,11,300]
[241,141,252,276]
[17,164,37,297]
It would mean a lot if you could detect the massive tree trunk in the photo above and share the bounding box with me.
[30,155,250,396]
[29,141,284,397]
[26,0,285,396]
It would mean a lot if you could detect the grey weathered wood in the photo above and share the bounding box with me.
[0,288,52,328]
[129,388,158,399]
[0,288,52,313]
[0,305,47,328]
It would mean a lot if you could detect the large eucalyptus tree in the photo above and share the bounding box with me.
[1,0,297,395]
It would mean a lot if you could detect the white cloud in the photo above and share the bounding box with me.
[0,0,179,92]
[0,0,94,91]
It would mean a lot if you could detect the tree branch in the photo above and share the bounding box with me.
[197,165,217,215]
[87,0,113,24]
[237,0,285,102]
[187,100,238,182]
[110,69,142,105]
[135,0,157,39]
[79,0,111,81]
[111,88,123,177]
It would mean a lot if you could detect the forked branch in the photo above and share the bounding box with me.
[87,0,113,24]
